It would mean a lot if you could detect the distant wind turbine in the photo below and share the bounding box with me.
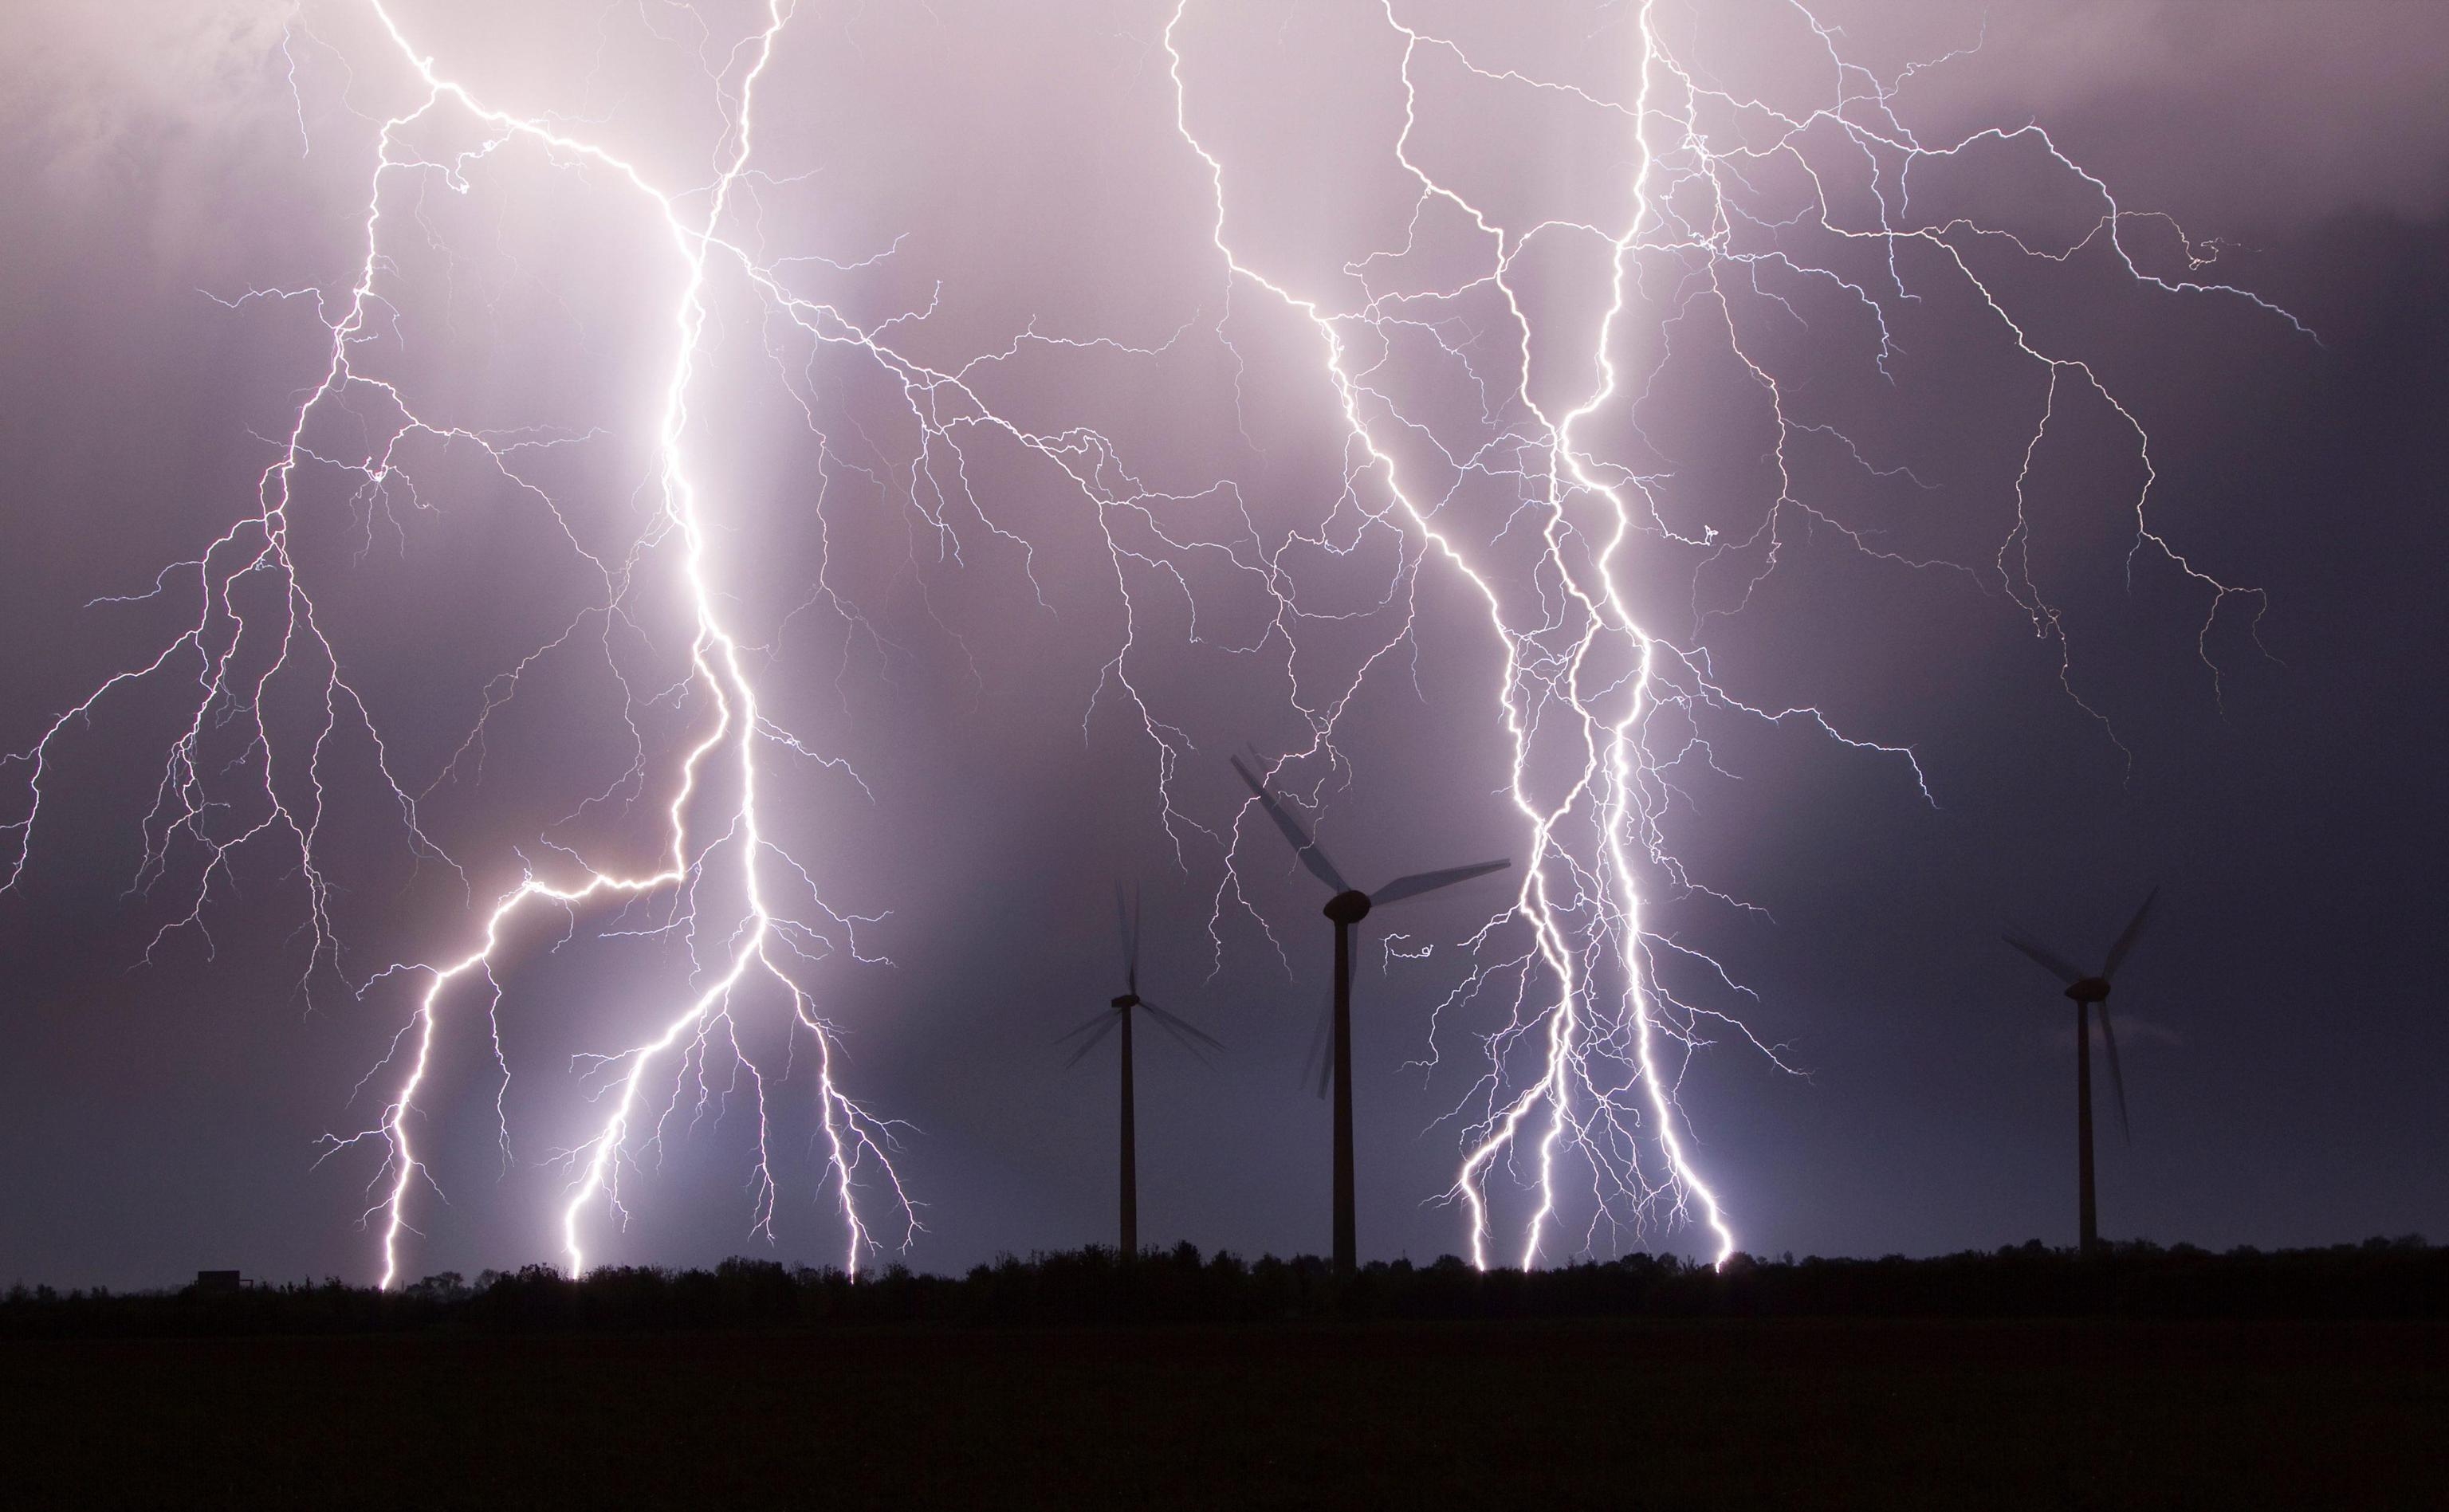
[1231,754,1509,1275]
[2003,886,2158,1255]
[1055,884,1221,1261]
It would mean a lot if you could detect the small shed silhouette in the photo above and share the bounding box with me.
[194,1270,245,1294]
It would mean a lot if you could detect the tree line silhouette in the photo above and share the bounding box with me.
[4,1237,2439,1337]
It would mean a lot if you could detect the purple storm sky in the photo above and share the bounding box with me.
[2,0,2443,1288]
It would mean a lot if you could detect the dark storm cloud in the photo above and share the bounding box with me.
[1,1,2442,1288]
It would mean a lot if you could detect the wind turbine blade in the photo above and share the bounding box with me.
[1142,1006,1221,1066]
[2096,1000,2131,1144]
[2003,930,2083,988]
[1303,989,1332,1100]
[2101,886,2159,981]
[1229,755,1350,893]
[1115,882,1137,993]
[1060,1012,1123,1069]
[1055,1007,1119,1045]
[1138,1001,1225,1054]
[1370,858,1511,908]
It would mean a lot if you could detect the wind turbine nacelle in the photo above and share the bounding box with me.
[1111,994,1140,1009]
[1323,890,1372,925]
[2064,977,2110,1003]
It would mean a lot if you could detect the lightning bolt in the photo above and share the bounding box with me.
[4,0,941,1286]
[309,2,935,1286]
[4,2,2307,1285]
[1167,0,2307,1270]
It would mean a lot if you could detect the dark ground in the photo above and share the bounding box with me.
[7,1318,2443,1508]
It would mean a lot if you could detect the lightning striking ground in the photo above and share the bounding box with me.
[2,2,2306,1282]
[1167,0,2306,1269]
[4,1,934,1285]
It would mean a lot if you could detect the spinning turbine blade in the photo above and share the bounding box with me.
[1062,1012,1124,1069]
[2101,887,2160,981]
[2003,931,2084,988]
[1139,1001,1225,1056]
[1141,1005,1222,1067]
[2095,1001,2132,1143]
[1230,756,1350,893]
[1372,858,1511,909]
[1116,881,1140,993]
[1055,1006,1121,1046]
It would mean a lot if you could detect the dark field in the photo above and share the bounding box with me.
[8,1318,2443,1509]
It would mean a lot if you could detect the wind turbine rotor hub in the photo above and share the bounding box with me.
[1323,890,1372,925]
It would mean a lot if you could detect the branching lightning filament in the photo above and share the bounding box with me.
[1169,1,2303,1269]
[0,1,2305,1282]
[5,2,932,1285]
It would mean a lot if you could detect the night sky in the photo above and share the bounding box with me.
[2,0,2443,1290]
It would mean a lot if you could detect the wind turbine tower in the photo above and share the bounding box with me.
[1057,885,1221,1259]
[2004,887,2158,1255]
[1232,756,1508,1275]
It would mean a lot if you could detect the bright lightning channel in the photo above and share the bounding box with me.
[1168,0,2306,1270]
[0,2,2309,1285]
[310,2,915,1287]
[2,1,933,1287]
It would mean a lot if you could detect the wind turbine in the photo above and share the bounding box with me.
[2003,886,2157,1256]
[1055,884,1221,1262]
[1231,755,1509,1275]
